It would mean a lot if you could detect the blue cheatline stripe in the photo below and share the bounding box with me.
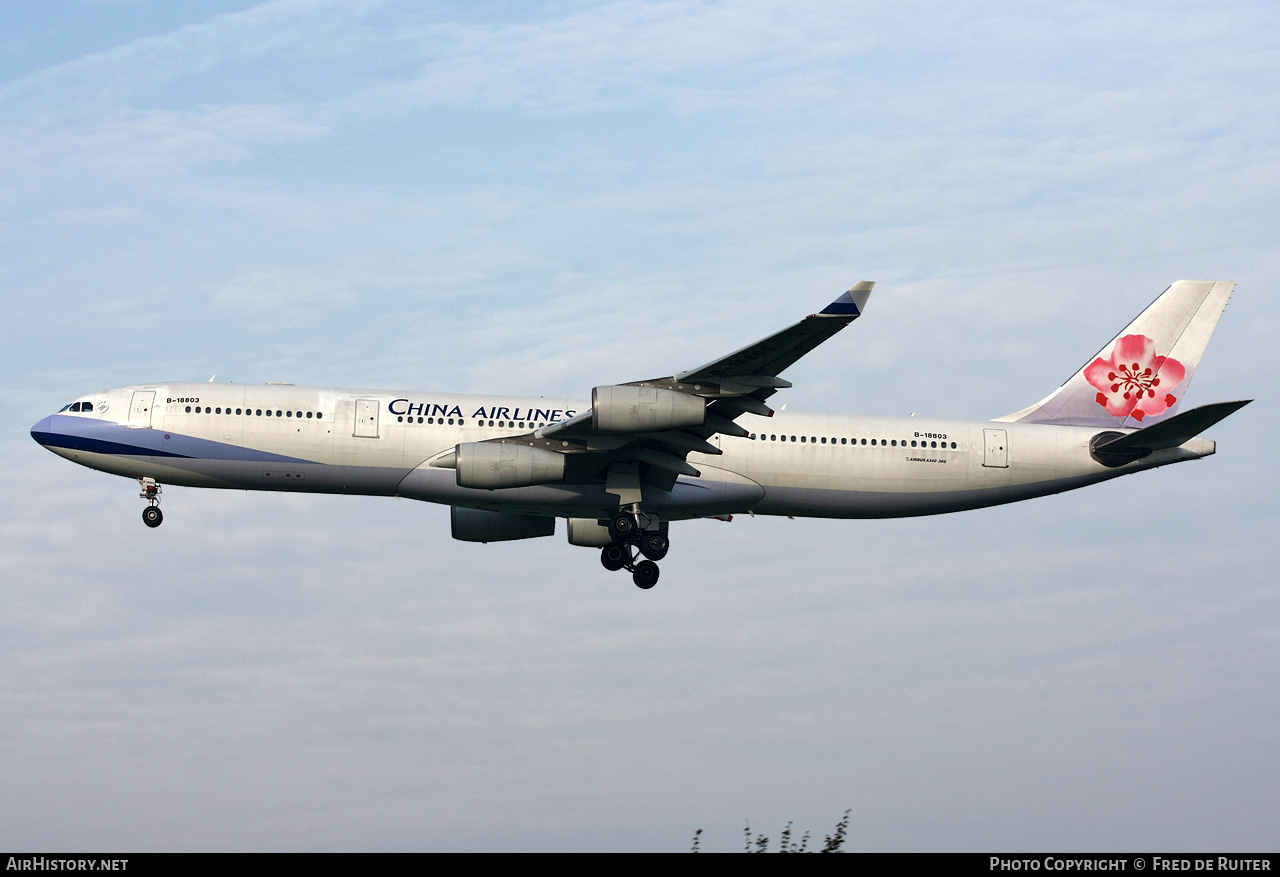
[819,301,861,316]
[32,431,190,458]
[32,415,318,465]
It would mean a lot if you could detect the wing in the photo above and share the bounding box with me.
[438,281,874,493]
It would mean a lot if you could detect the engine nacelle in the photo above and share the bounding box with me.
[451,506,556,542]
[591,385,705,433]
[455,442,566,489]
[566,517,613,547]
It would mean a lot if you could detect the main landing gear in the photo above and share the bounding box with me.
[139,477,163,528]
[600,510,669,589]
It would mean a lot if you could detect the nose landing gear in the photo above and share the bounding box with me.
[139,477,163,528]
[598,509,666,589]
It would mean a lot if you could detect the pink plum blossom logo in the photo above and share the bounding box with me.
[1084,334,1185,421]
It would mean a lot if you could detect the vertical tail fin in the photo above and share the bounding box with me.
[997,280,1234,427]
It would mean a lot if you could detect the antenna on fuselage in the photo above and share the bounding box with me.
[208,375,216,382]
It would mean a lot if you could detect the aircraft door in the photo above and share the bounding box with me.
[127,391,156,429]
[983,428,1008,468]
[354,399,380,438]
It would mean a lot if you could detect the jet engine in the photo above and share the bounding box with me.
[454,441,566,489]
[591,385,705,433]
[451,506,555,542]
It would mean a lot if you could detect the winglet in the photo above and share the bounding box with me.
[819,281,874,316]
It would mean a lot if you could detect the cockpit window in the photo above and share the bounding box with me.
[61,402,91,412]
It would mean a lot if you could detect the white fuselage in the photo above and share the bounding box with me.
[32,382,1214,523]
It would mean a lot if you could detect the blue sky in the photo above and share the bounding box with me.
[1,0,1277,851]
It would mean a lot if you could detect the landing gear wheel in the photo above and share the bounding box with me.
[608,511,637,542]
[600,542,629,572]
[142,505,163,528]
[637,531,669,561]
[632,560,659,589]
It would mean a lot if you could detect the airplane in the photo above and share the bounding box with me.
[30,279,1249,590]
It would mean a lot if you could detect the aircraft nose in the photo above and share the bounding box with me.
[31,415,54,446]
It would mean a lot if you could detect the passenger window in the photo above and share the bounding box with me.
[266,410,272,417]
[841,438,847,444]
[398,416,404,422]
[306,412,313,418]
[185,406,191,413]
[236,409,242,415]
[800,436,806,443]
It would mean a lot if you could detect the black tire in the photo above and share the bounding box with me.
[600,542,628,572]
[608,512,636,542]
[637,531,669,561]
[632,560,659,589]
[142,506,163,528]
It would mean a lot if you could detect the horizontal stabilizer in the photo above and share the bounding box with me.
[1092,399,1250,465]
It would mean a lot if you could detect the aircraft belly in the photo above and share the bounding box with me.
[396,462,764,520]
[44,447,241,488]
